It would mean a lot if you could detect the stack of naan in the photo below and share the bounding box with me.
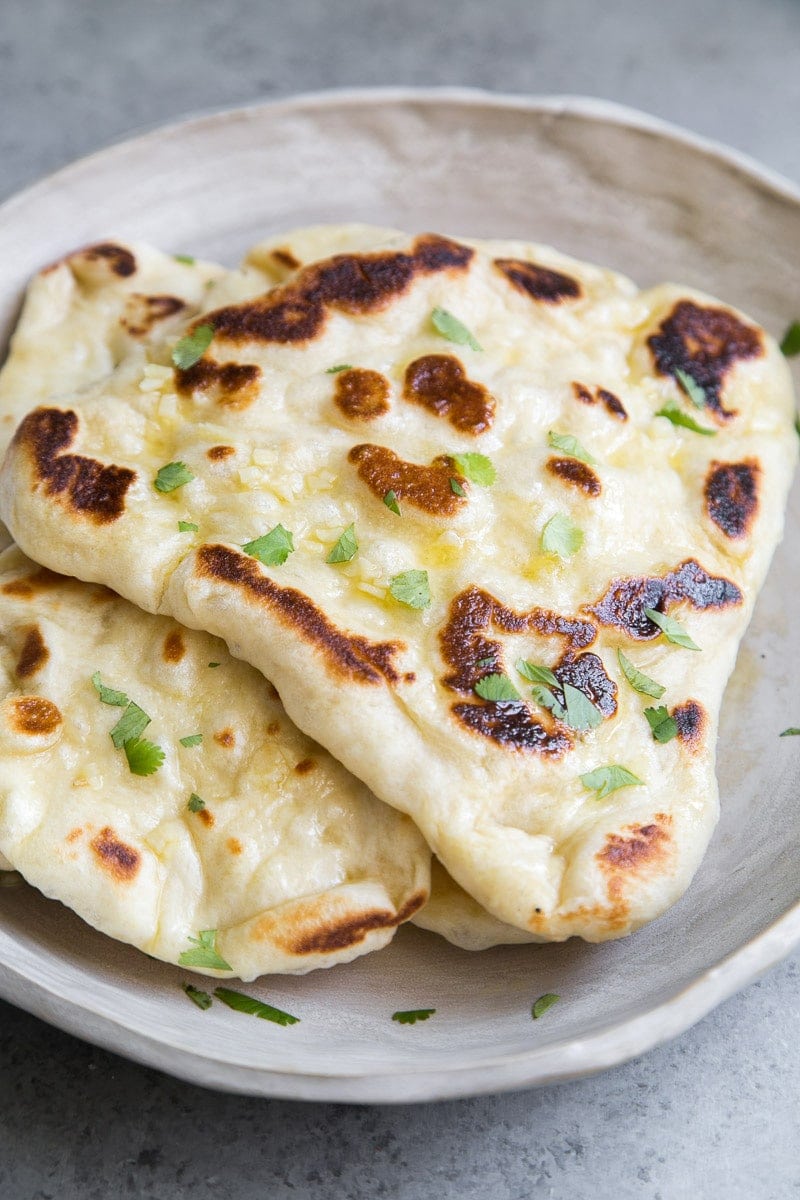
[0,227,794,978]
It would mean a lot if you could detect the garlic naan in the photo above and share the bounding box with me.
[2,228,795,943]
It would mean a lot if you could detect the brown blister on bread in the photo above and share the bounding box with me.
[572,381,628,420]
[7,695,62,736]
[440,586,614,754]
[253,888,428,955]
[196,545,404,685]
[672,700,707,752]
[333,368,391,420]
[203,234,473,346]
[495,258,582,304]
[90,826,141,882]
[294,758,316,775]
[13,407,135,524]
[14,625,49,678]
[162,629,186,663]
[1,567,62,599]
[270,248,301,271]
[206,445,236,461]
[598,817,673,906]
[121,294,187,338]
[587,559,742,640]
[174,360,262,411]
[403,355,495,434]
[64,242,138,282]
[705,460,761,539]
[647,300,763,419]
[213,727,236,749]
[546,456,602,496]
[348,444,467,516]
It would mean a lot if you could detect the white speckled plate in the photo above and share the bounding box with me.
[0,89,798,1102]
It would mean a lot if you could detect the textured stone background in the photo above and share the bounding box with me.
[1,1,799,1197]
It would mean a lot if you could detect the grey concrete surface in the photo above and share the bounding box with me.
[1,1,799,1196]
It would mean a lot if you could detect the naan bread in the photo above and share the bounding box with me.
[2,228,795,943]
[0,544,429,977]
[0,244,432,977]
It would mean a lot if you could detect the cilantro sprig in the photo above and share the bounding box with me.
[541,512,583,559]
[188,794,205,813]
[172,323,214,370]
[474,674,521,702]
[644,706,679,743]
[674,368,707,409]
[182,983,212,1010]
[655,400,716,437]
[243,524,294,567]
[392,1008,436,1025]
[214,987,300,1026]
[326,523,358,564]
[581,765,644,799]
[180,733,203,748]
[451,452,496,487]
[123,737,165,776]
[617,650,665,699]
[383,490,401,516]
[389,570,431,610]
[644,607,700,651]
[178,930,232,972]
[155,462,195,493]
[780,321,800,357]
[547,431,598,465]
[431,307,482,351]
[91,672,128,707]
[532,993,560,1020]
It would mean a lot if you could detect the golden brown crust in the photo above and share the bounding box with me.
[495,258,582,303]
[546,455,602,496]
[8,696,62,735]
[90,827,141,882]
[587,559,743,640]
[704,460,761,539]
[572,381,628,421]
[403,355,495,434]
[673,700,707,753]
[196,545,405,685]
[13,408,135,524]
[333,368,391,421]
[174,360,262,411]
[348,444,466,516]
[647,300,763,419]
[162,629,186,663]
[121,294,187,338]
[257,888,428,955]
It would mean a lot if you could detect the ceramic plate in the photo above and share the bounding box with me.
[0,89,798,1103]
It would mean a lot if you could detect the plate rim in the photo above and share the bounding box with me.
[1,85,798,1102]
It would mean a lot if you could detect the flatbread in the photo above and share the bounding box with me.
[0,244,431,977]
[0,544,430,977]
[2,227,795,942]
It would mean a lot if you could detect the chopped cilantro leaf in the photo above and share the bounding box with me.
[547,431,598,465]
[326,523,358,564]
[383,490,401,515]
[172,323,214,370]
[326,363,352,373]
[644,607,701,651]
[389,570,431,610]
[617,650,666,699]
[178,930,232,972]
[183,983,212,1009]
[208,662,220,668]
[563,683,602,731]
[178,520,198,532]
[392,1008,435,1025]
[780,321,800,357]
[110,702,151,748]
[452,452,496,486]
[187,793,205,812]
[450,477,466,497]
[180,734,203,748]
[123,737,164,776]
[91,672,129,707]
[531,684,566,720]
[474,673,521,702]
[154,462,195,493]
[516,659,560,688]
[532,993,560,1019]
[655,400,716,436]
[214,987,299,1025]
[242,524,294,567]
[431,307,482,351]
[674,368,707,408]
[581,765,644,799]
[779,727,800,737]
[644,705,679,743]
[541,512,584,558]
[174,254,196,266]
